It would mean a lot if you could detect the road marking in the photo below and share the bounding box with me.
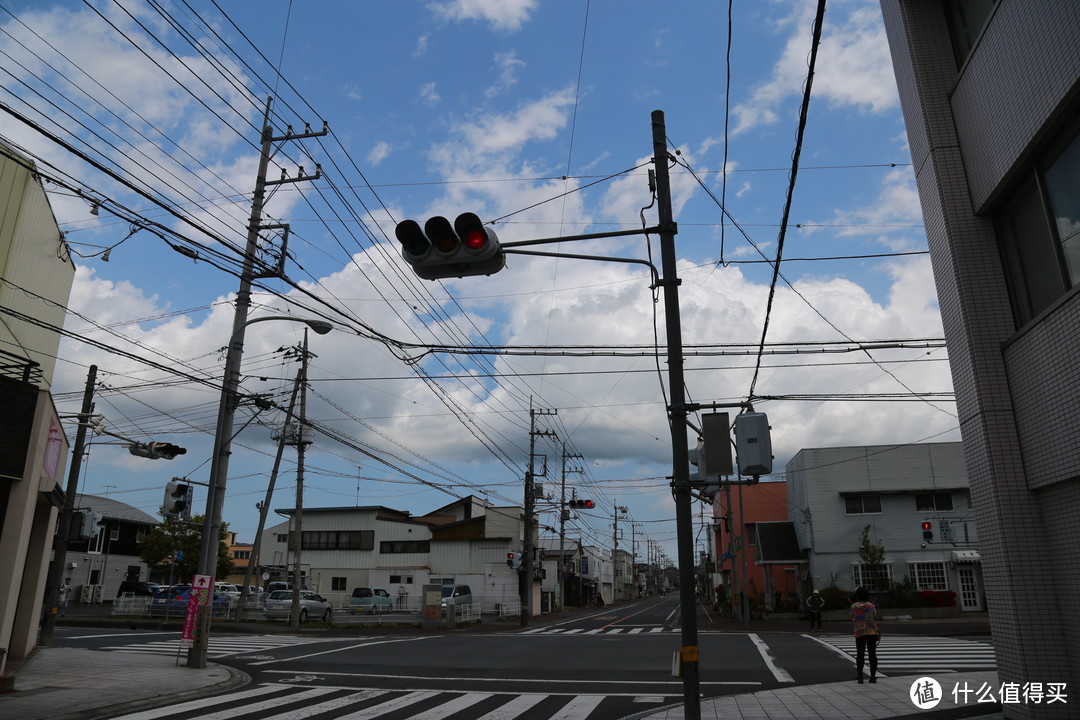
[473,693,546,719]
[337,690,436,719]
[103,684,306,719]
[548,694,605,719]
[262,670,760,689]
[748,633,795,683]
[249,635,435,666]
[407,692,491,719]
[255,690,390,720]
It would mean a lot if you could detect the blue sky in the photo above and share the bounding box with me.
[1,0,957,561]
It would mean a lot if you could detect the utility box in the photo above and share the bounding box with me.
[734,412,772,476]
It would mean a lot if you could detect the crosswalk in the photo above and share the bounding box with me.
[99,634,352,659]
[815,634,996,673]
[103,682,665,720]
[521,626,675,635]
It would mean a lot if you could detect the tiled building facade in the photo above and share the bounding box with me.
[880,1,1080,713]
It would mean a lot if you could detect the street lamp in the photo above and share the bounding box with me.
[188,314,331,669]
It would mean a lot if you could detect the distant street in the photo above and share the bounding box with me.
[54,597,995,719]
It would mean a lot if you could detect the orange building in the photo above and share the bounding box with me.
[712,481,806,617]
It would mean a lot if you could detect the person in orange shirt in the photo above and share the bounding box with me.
[850,586,880,683]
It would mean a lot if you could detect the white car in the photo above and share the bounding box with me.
[214,583,241,601]
[262,589,333,623]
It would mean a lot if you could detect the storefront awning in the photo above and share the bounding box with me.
[953,550,981,563]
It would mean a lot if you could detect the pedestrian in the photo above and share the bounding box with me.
[806,589,824,631]
[850,586,880,683]
[58,577,73,617]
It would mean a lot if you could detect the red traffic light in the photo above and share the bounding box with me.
[921,521,932,531]
[569,499,595,509]
[395,213,504,280]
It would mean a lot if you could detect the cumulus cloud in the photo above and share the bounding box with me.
[428,0,538,32]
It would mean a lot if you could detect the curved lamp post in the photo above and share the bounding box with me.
[189,314,331,668]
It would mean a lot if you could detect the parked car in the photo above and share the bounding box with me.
[264,580,305,595]
[215,583,241,601]
[349,587,393,614]
[148,585,231,616]
[116,581,160,598]
[263,589,333,622]
[440,584,473,610]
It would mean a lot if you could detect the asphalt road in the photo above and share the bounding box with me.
[52,597,996,719]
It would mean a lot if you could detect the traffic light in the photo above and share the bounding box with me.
[921,520,933,542]
[164,481,191,518]
[568,499,595,509]
[129,441,187,460]
[734,412,772,478]
[506,552,522,570]
[395,212,505,280]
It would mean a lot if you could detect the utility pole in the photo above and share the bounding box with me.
[189,97,325,669]
[523,403,557,626]
[289,330,313,628]
[236,366,302,619]
[652,109,701,719]
[559,444,582,611]
[613,503,627,601]
[41,364,96,646]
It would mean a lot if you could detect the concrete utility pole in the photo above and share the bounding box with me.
[289,331,313,628]
[523,403,557,626]
[236,366,302,619]
[559,445,583,611]
[651,109,701,719]
[41,364,96,646]
[189,97,325,669]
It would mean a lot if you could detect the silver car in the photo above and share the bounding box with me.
[262,589,333,622]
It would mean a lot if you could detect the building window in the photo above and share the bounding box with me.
[943,0,997,67]
[379,540,431,554]
[998,122,1080,325]
[845,495,882,515]
[331,576,347,592]
[852,563,893,591]
[915,492,954,512]
[276,533,288,543]
[909,562,949,591]
[233,550,251,560]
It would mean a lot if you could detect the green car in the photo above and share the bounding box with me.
[349,587,393,614]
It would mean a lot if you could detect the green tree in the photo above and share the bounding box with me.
[139,512,234,582]
[858,524,889,591]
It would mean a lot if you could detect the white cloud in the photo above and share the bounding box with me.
[368,141,392,165]
[732,2,898,135]
[428,0,538,32]
[419,82,441,106]
[485,50,526,98]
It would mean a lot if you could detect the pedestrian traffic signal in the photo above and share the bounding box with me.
[163,481,191,518]
[506,552,522,570]
[395,212,505,280]
[568,499,595,509]
[921,520,933,542]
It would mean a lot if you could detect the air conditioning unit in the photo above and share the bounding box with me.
[79,585,93,603]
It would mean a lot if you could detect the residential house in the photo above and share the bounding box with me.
[258,496,530,611]
[786,442,982,611]
[880,0,1080,693]
[59,494,157,601]
[0,141,75,682]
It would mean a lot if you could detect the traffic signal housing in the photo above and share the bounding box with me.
[396,212,505,280]
[921,520,933,542]
[506,552,522,570]
[568,499,595,509]
[164,480,191,518]
[129,441,187,460]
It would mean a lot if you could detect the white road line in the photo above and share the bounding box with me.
[548,694,605,720]
[103,684,300,719]
[249,635,435,666]
[748,633,795,683]
[257,690,391,720]
[473,693,547,719]
[336,690,437,719]
[407,692,492,719]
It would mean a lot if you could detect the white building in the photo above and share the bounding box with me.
[258,496,528,611]
[787,442,983,611]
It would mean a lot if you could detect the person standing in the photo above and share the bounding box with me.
[806,589,824,631]
[850,586,880,683]
[58,577,73,617]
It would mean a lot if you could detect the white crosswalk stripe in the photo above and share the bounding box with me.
[104,684,641,720]
[522,626,675,635]
[816,634,996,672]
[100,634,356,658]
